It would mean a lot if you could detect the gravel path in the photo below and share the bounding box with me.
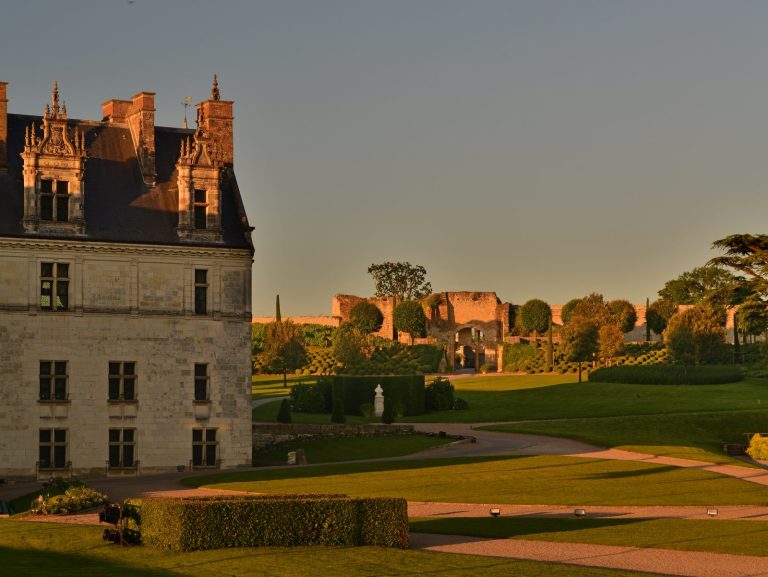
[409,501,768,521]
[410,533,768,577]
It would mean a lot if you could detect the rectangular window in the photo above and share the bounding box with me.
[39,361,67,401]
[39,180,69,222]
[194,189,207,229]
[108,362,136,401]
[40,180,53,221]
[108,428,136,468]
[39,428,67,469]
[55,180,69,222]
[192,428,217,467]
[194,363,209,401]
[40,262,69,311]
[194,269,208,315]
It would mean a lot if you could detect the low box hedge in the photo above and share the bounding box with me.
[321,375,426,416]
[138,494,408,551]
[588,365,743,385]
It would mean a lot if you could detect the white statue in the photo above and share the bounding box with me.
[374,384,384,417]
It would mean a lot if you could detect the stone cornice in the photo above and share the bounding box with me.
[0,237,253,260]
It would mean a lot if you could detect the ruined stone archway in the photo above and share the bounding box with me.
[453,326,485,370]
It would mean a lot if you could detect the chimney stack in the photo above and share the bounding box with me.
[101,98,132,123]
[127,92,156,185]
[0,82,7,173]
[197,75,234,165]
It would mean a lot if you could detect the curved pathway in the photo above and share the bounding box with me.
[409,422,768,487]
[410,533,768,577]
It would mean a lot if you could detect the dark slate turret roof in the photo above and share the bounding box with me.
[0,113,253,250]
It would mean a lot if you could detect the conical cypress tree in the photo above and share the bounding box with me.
[645,297,651,342]
[331,396,346,424]
[276,398,292,423]
[546,319,554,372]
[275,294,282,324]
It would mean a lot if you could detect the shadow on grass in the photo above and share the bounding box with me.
[184,456,513,487]
[410,516,641,540]
[0,544,176,577]
[578,465,680,480]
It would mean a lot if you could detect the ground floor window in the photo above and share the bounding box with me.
[39,429,67,469]
[192,428,218,467]
[108,429,136,468]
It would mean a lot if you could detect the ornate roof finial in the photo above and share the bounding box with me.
[52,80,60,118]
[61,101,67,119]
[212,74,220,100]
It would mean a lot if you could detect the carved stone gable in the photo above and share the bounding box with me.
[21,81,87,236]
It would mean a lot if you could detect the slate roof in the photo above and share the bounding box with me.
[0,113,253,250]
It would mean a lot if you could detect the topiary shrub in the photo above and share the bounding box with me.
[138,495,408,551]
[746,434,768,461]
[588,365,742,385]
[425,376,455,411]
[276,398,292,423]
[291,384,326,413]
[381,400,396,424]
[453,397,469,410]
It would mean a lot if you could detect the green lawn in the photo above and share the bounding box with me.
[253,434,454,465]
[400,375,768,423]
[186,455,768,505]
[410,516,768,557]
[0,520,659,577]
[252,374,317,400]
[483,409,768,465]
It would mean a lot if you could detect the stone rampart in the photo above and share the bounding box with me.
[252,423,414,452]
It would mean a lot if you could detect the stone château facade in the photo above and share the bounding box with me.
[0,78,254,478]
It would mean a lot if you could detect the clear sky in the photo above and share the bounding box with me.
[3,0,767,315]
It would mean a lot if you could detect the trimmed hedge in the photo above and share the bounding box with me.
[321,375,426,416]
[139,494,408,551]
[588,365,743,385]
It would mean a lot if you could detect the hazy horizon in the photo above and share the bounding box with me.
[3,1,766,315]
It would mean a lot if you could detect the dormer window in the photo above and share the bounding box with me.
[194,189,207,229]
[39,179,69,222]
[21,81,86,236]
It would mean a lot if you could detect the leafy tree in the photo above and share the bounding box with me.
[349,301,384,335]
[276,398,292,423]
[598,324,625,366]
[658,266,738,305]
[560,298,582,326]
[332,323,366,368]
[571,293,613,327]
[560,316,599,382]
[738,298,768,341]
[368,261,432,301]
[263,320,308,387]
[608,299,637,334]
[646,298,677,337]
[393,300,428,343]
[520,299,552,339]
[546,319,554,372]
[251,323,267,355]
[664,304,726,364]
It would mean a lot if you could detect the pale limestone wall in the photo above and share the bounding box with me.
[0,238,253,476]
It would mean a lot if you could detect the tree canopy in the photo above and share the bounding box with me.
[664,304,726,364]
[658,266,739,305]
[560,316,599,382]
[332,322,366,367]
[368,262,432,301]
[571,293,613,327]
[608,299,637,334]
[646,298,677,336]
[263,320,308,386]
[519,299,552,337]
[393,300,428,342]
[349,301,384,335]
[560,298,582,325]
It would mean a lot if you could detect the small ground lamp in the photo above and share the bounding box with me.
[489,508,501,517]
[574,508,587,517]
[707,508,718,517]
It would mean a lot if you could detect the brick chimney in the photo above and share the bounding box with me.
[197,75,234,165]
[127,92,156,185]
[0,82,7,173]
[101,98,132,123]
